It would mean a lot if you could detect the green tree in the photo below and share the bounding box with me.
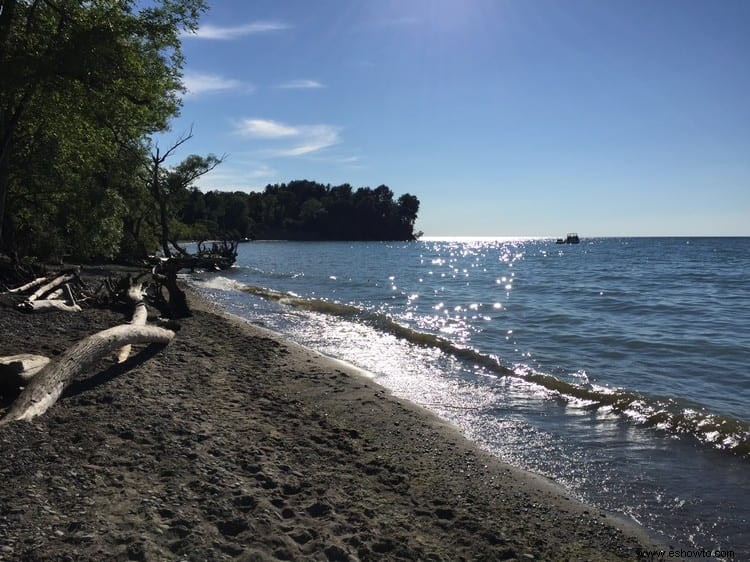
[144,131,223,257]
[0,0,207,259]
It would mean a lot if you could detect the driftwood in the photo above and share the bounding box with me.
[27,269,79,302]
[17,282,81,312]
[147,240,237,318]
[5,268,84,313]
[1,275,176,423]
[0,324,175,424]
[18,299,81,313]
[6,276,48,294]
[117,284,148,363]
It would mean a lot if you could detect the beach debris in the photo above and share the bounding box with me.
[149,239,238,319]
[116,283,149,363]
[0,278,176,424]
[4,267,84,313]
[4,275,48,294]
[150,258,192,319]
[0,324,175,424]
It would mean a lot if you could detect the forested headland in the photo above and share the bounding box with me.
[179,181,421,242]
[0,1,420,265]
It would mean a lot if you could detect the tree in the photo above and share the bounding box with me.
[396,193,420,239]
[144,130,223,257]
[0,0,208,259]
[175,181,421,241]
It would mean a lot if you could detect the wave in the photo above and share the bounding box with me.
[195,276,246,292]
[237,283,750,458]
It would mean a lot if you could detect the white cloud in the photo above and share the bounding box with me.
[238,119,299,138]
[236,118,341,156]
[275,125,340,156]
[183,72,249,96]
[183,21,291,40]
[278,79,325,89]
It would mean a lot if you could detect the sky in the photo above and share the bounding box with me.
[158,0,750,237]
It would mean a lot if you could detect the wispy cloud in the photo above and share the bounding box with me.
[238,119,299,138]
[183,72,250,96]
[236,118,341,156]
[182,21,291,40]
[337,156,361,164]
[278,79,325,90]
[275,125,340,156]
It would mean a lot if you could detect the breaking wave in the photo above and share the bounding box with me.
[238,283,750,458]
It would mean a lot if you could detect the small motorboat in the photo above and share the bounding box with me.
[556,233,580,244]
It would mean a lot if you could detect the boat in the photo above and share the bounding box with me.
[556,233,580,244]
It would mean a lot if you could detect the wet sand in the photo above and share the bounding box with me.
[0,273,661,561]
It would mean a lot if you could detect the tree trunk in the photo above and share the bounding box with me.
[117,284,148,362]
[151,259,191,318]
[17,299,81,313]
[149,150,171,258]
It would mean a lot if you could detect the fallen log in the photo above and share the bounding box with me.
[27,269,79,302]
[17,283,81,313]
[5,276,48,294]
[17,299,82,313]
[0,324,175,424]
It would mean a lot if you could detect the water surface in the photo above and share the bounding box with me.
[191,237,749,557]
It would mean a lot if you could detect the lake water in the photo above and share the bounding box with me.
[189,237,749,558]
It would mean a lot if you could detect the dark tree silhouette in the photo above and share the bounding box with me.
[176,181,421,241]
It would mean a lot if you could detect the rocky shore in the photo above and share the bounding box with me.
[0,271,660,561]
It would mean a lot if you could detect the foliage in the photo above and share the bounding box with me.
[0,0,207,260]
[0,2,421,260]
[178,180,422,242]
[142,130,223,258]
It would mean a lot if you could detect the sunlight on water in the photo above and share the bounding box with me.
[420,235,546,243]
[190,237,750,555]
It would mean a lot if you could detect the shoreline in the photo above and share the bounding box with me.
[1,273,661,560]
[195,292,664,541]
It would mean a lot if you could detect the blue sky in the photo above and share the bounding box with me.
[160,0,750,237]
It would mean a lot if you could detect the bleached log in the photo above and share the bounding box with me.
[117,284,148,363]
[0,354,51,387]
[17,283,81,313]
[47,288,64,300]
[0,324,175,424]
[17,299,82,313]
[6,276,49,294]
[28,270,79,302]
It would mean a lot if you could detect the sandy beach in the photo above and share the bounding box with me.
[0,271,660,561]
